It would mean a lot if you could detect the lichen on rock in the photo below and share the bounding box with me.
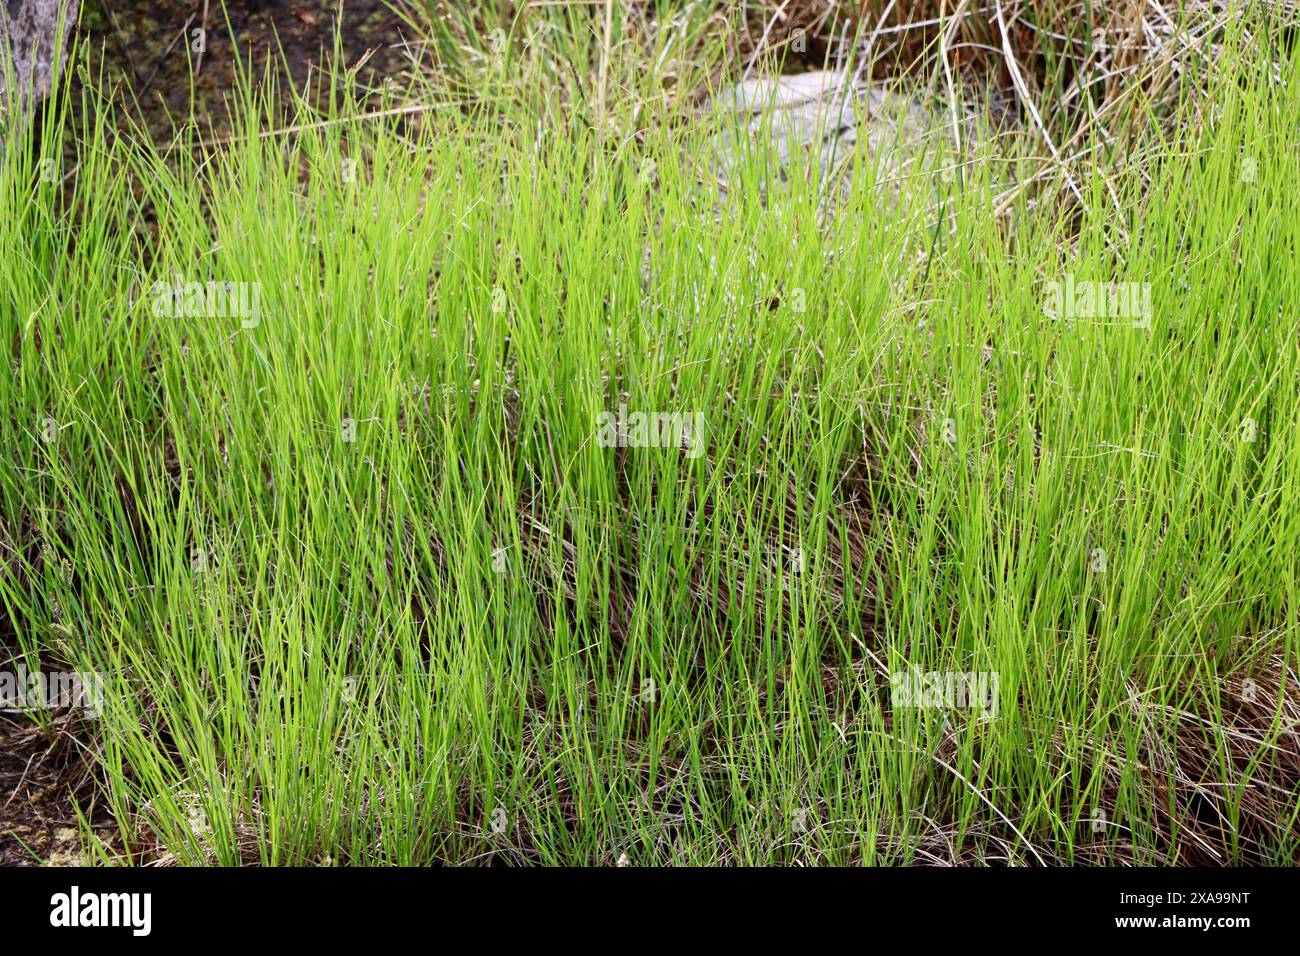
[0,0,78,111]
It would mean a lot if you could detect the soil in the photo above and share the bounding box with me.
[0,715,115,866]
[78,0,415,139]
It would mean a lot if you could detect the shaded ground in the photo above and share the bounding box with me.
[79,0,414,138]
[0,716,115,866]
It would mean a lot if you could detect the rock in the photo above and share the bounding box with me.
[708,70,944,201]
[0,0,78,112]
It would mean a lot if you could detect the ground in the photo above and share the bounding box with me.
[0,716,115,866]
[78,0,410,138]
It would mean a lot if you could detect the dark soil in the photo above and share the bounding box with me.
[79,0,415,139]
[0,715,115,866]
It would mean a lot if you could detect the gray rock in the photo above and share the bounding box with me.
[708,70,945,202]
[1,0,78,111]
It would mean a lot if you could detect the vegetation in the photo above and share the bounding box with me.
[1,2,1297,865]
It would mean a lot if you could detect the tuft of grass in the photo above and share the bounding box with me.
[1,11,1298,865]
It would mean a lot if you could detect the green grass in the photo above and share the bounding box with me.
[2,15,1298,865]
